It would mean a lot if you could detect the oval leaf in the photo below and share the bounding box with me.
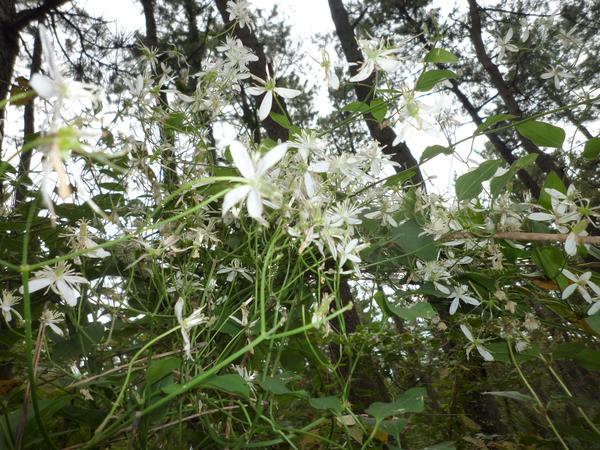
[424,48,459,64]
[415,69,457,92]
[583,137,600,160]
[516,120,565,148]
[455,160,501,201]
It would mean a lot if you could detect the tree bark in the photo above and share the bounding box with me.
[140,0,179,190]
[0,0,18,200]
[14,32,42,206]
[213,0,291,143]
[467,0,570,185]
[327,0,424,186]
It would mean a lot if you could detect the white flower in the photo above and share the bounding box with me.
[495,29,519,60]
[217,258,253,282]
[65,221,110,260]
[222,141,288,223]
[519,18,531,42]
[337,238,368,269]
[246,67,301,121]
[29,25,94,119]
[216,36,258,76]
[350,38,402,82]
[20,262,89,307]
[226,0,253,28]
[460,324,494,362]
[416,260,451,294]
[40,308,65,337]
[314,48,339,90]
[231,364,257,384]
[327,200,363,228]
[175,298,208,360]
[557,25,581,48]
[588,300,600,316]
[1,290,22,323]
[561,270,600,302]
[448,285,480,315]
[311,293,334,335]
[541,65,575,90]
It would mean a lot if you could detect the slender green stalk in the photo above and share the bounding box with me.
[507,341,569,450]
[20,198,58,450]
[540,355,600,436]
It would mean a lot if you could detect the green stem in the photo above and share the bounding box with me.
[507,341,569,449]
[540,355,600,436]
[21,198,58,450]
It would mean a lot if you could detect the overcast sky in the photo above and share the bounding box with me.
[70,0,481,193]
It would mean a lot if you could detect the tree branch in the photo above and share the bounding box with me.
[467,0,570,185]
[13,0,70,31]
[213,0,290,142]
[327,0,424,186]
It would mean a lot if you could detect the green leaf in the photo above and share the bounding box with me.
[388,301,436,321]
[475,114,516,134]
[146,357,181,386]
[539,171,567,210]
[342,101,369,113]
[424,48,459,64]
[259,377,307,398]
[513,153,538,170]
[415,69,457,92]
[585,315,600,335]
[391,219,437,261]
[583,137,600,160]
[455,160,501,201]
[483,391,534,402]
[374,291,393,317]
[370,98,387,122]
[309,396,343,414]
[486,341,539,363]
[516,120,565,148]
[384,169,416,187]
[490,154,538,197]
[53,323,105,360]
[203,374,250,398]
[420,145,453,164]
[421,442,456,450]
[366,387,426,420]
[270,112,301,135]
[532,246,569,290]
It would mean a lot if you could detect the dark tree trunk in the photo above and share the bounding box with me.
[467,0,571,186]
[140,0,179,190]
[0,0,18,200]
[214,0,291,143]
[15,31,42,206]
[327,0,424,186]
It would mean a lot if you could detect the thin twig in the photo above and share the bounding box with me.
[60,406,239,450]
[446,231,600,245]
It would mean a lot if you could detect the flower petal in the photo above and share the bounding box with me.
[449,298,459,315]
[460,324,474,342]
[562,283,577,299]
[56,279,79,307]
[21,277,53,294]
[349,61,374,82]
[30,74,58,98]
[246,189,263,219]
[256,143,288,175]
[230,141,255,179]
[258,90,273,121]
[246,86,265,96]
[222,185,252,216]
[477,345,494,361]
[48,322,64,337]
[274,87,301,99]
